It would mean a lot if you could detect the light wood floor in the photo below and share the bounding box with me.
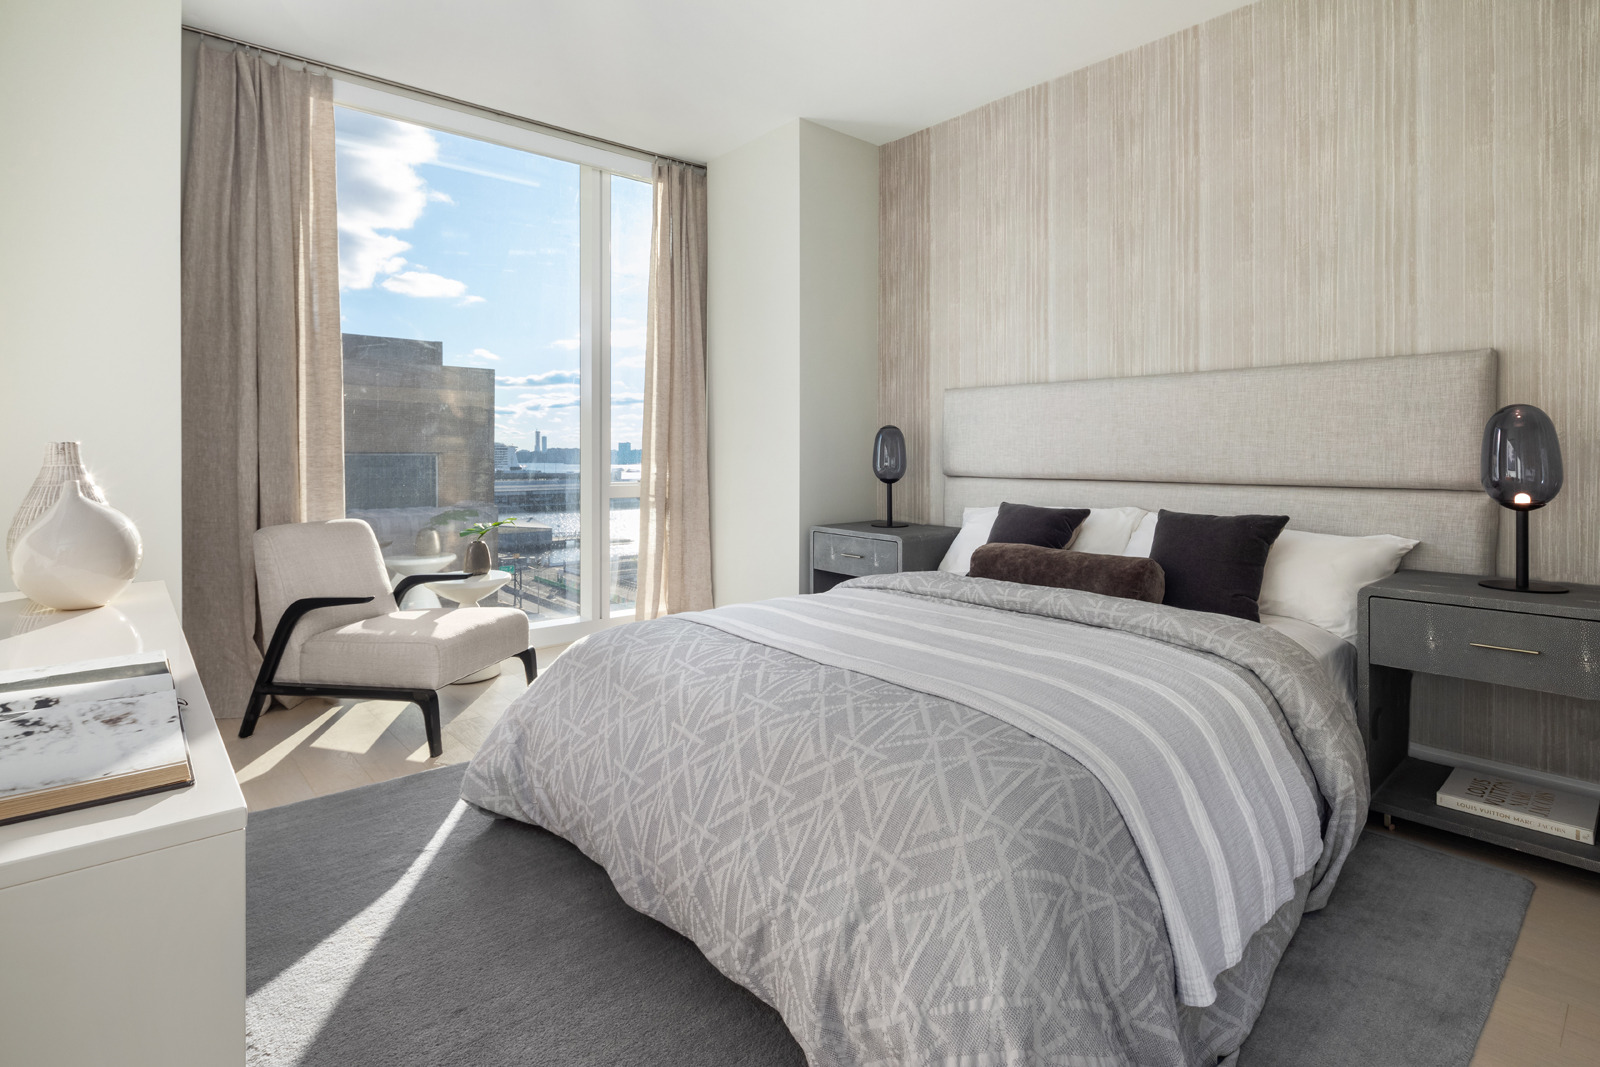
[222,644,569,811]
[224,661,1600,1066]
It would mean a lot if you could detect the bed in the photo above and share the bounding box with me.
[462,350,1499,1066]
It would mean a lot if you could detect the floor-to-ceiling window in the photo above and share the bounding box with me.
[607,175,652,613]
[332,84,652,635]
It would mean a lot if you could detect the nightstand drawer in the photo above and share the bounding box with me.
[813,532,899,577]
[1368,597,1600,701]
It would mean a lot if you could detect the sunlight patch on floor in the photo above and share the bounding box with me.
[234,705,341,783]
[309,700,406,755]
[249,800,469,1058]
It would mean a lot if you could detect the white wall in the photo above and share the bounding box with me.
[0,0,183,606]
[796,121,880,591]
[708,122,803,606]
[707,119,878,605]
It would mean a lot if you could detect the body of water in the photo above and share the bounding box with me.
[513,462,580,474]
[500,507,640,569]
[504,462,640,483]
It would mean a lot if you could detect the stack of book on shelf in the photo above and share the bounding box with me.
[1437,766,1599,845]
[0,652,192,826]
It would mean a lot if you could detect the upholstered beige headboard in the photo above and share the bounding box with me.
[942,351,1499,574]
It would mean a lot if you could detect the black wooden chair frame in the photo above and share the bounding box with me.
[237,572,537,758]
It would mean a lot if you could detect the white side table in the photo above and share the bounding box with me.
[425,572,512,607]
[384,553,457,609]
[0,582,248,1066]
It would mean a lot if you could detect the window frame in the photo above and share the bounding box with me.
[332,81,651,646]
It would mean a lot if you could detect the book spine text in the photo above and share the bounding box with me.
[1437,793,1595,845]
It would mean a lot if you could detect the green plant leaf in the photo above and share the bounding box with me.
[459,517,520,540]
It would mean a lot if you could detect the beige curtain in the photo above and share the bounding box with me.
[637,161,713,617]
[181,45,344,718]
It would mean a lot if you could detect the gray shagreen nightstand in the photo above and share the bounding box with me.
[1359,569,1600,872]
[810,522,960,594]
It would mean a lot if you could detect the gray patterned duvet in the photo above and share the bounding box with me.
[462,573,1368,1066]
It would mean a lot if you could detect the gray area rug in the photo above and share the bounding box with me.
[247,765,1531,1067]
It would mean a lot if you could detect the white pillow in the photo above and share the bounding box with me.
[1258,529,1419,641]
[938,505,1151,575]
[1075,506,1150,555]
[1121,511,1159,557]
[938,506,999,574]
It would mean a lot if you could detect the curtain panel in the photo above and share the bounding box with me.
[637,161,713,617]
[181,45,344,719]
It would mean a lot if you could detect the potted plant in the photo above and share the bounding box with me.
[460,518,518,574]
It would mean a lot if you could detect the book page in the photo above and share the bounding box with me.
[0,686,186,799]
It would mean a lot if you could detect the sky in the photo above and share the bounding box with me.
[333,105,652,452]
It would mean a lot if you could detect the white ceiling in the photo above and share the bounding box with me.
[181,0,1257,163]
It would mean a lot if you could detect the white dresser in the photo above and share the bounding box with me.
[0,582,247,1066]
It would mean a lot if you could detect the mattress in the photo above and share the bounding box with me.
[463,573,1369,1066]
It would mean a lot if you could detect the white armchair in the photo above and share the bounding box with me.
[239,519,536,757]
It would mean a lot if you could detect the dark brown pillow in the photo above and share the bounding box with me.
[986,502,1091,550]
[969,543,1166,603]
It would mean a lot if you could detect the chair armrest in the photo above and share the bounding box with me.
[394,572,474,604]
[259,595,375,686]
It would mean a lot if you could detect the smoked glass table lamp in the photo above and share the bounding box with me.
[872,425,908,528]
[1480,403,1566,593]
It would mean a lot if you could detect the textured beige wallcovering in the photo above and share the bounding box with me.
[877,128,932,523]
[879,0,1600,780]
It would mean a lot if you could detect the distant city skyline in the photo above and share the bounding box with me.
[492,439,642,468]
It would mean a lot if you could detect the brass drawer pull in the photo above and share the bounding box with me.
[1469,642,1541,655]
[840,552,864,559]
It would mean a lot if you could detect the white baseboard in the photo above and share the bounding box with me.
[1409,742,1600,800]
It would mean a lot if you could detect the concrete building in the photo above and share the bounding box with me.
[493,442,518,471]
[342,334,495,512]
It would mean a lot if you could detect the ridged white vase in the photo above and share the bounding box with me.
[10,480,143,610]
[6,442,108,562]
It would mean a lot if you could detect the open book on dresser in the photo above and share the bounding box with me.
[0,652,192,825]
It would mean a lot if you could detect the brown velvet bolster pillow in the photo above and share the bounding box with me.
[968,543,1166,603]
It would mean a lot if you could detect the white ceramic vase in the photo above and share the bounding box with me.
[10,480,143,610]
[6,442,108,562]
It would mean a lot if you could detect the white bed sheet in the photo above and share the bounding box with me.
[1261,614,1356,708]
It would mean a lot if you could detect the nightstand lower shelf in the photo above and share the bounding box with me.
[1372,756,1600,873]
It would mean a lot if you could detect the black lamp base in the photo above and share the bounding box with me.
[1479,578,1569,594]
[1482,507,1568,593]
[874,480,908,529]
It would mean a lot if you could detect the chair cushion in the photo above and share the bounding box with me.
[292,608,529,690]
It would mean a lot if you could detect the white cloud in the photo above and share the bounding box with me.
[550,337,579,350]
[334,112,483,305]
[498,370,580,386]
[495,392,581,419]
[380,270,470,299]
[335,114,438,290]
[425,159,542,187]
[454,348,500,363]
[610,392,644,406]
[610,324,646,352]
